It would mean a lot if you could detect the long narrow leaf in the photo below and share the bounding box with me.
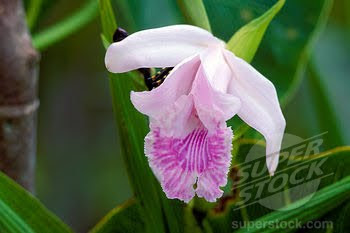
[177,0,211,31]
[306,61,346,148]
[89,199,144,233]
[235,176,350,233]
[0,172,72,233]
[26,0,43,29]
[33,0,98,51]
[107,72,166,233]
[280,0,333,107]
[226,0,285,63]
[98,1,173,232]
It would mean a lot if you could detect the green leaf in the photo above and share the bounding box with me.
[226,0,285,63]
[98,2,165,232]
[107,71,187,233]
[89,199,144,233]
[0,172,72,233]
[99,0,117,44]
[114,0,183,29]
[278,0,333,107]
[100,34,110,50]
[32,0,98,51]
[98,1,186,233]
[26,0,44,30]
[305,62,346,148]
[235,175,350,233]
[294,147,350,232]
[177,0,211,31]
[98,2,165,233]
[91,198,198,233]
[308,22,350,145]
[320,200,350,233]
[107,72,167,233]
[112,0,138,32]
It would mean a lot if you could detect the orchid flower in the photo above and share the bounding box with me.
[105,25,285,202]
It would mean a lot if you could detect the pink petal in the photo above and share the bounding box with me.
[130,55,200,120]
[191,64,241,132]
[196,127,233,201]
[105,25,223,73]
[145,105,233,202]
[150,95,197,138]
[224,50,286,175]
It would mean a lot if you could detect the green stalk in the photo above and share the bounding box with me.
[177,0,211,32]
[32,0,98,51]
[26,0,43,30]
[98,1,186,232]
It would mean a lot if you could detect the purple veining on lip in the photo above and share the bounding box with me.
[146,125,232,202]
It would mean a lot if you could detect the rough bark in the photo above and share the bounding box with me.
[0,0,39,191]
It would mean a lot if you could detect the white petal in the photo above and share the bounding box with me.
[199,48,232,93]
[105,25,224,73]
[224,50,286,175]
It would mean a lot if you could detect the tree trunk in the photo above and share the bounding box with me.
[0,0,39,192]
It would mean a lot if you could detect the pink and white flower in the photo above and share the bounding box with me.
[105,25,285,202]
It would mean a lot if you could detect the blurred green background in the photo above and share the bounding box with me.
[25,0,349,232]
